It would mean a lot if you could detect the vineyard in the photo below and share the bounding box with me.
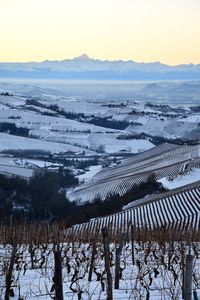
[67,181,200,242]
[1,177,200,300]
[0,223,200,300]
[69,144,200,202]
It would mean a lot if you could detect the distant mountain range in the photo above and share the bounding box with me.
[0,54,200,80]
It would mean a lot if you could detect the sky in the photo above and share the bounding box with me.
[0,0,200,65]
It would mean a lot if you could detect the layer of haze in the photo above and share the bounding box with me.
[0,0,199,65]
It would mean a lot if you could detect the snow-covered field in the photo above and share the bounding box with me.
[77,165,102,184]
[0,133,94,155]
[158,168,200,190]
[0,156,61,177]
[0,82,200,158]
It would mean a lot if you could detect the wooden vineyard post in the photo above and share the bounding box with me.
[102,227,113,300]
[184,253,193,300]
[131,224,135,265]
[114,242,123,289]
[5,238,17,300]
[88,240,97,282]
[183,231,193,300]
[53,227,64,300]
[29,229,35,270]
[193,291,198,300]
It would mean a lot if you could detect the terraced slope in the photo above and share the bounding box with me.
[67,181,200,241]
[69,143,200,202]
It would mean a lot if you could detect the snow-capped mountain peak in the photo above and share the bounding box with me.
[73,54,91,61]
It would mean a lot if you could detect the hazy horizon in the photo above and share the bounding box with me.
[0,54,199,66]
[1,78,200,105]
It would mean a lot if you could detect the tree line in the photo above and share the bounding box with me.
[0,168,78,223]
[0,170,164,226]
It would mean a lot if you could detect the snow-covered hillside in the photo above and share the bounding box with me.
[0,80,200,300]
[0,83,200,180]
[69,144,200,202]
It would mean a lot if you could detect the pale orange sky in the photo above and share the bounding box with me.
[0,0,200,65]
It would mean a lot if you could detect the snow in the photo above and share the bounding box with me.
[77,165,102,184]
[0,164,33,178]
[0,157,60,168]
[28,130,154,155]
[88,134,154,154]
[158,168,200,190]
[180,114,200,123]
[1,109,112,133]
[0,95,26,107]
[0,156,61,177]
[69,144,200,202]
[128,118,196,139]
[0,133,94,155]
[0,81,200,299]
[0,242,199,300]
